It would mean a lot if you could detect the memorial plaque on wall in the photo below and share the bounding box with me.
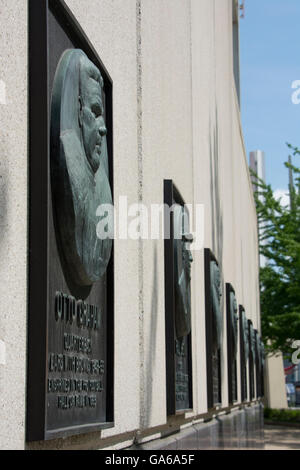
[255,331,260,398]
[248,320,255,401]
[204,249,223,409]
[259,338,265,398]
[164,180,193,415]
[239,306,249,402]
[255,330,264,399]
[226,284,238,405]
[27,0,114,441]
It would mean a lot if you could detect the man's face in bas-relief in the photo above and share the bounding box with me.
[79,57,107,174]
[182,234,193,282]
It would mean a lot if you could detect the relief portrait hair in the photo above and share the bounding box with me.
[79,56,104,100]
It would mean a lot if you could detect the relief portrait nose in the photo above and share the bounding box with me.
[98,118,107,137]
[99,126,107,137]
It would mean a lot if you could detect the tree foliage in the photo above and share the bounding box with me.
[252,144,300,355]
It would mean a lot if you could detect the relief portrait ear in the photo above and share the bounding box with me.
[78,95,83,128]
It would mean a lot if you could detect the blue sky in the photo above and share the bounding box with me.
[240,0,300,192]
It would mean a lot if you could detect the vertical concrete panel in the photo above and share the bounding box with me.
[191,0,260,413]
[0,0,28,450]
[231,91,260,328]
[213,0,233,408]
[65,0,141,437]
[140,0,193,428]
[190,0,215,415]
[265,353,288,409]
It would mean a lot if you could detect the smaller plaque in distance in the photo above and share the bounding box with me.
[164,180,193,416]
[204,249,223,409]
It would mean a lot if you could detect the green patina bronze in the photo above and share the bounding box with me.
[230,291,238,358]
[249,323,256,362]
[242,311,249,362]
[50,49,113,288]
[173,204,193,340]
[210,260,223,350]
[260,338,265,369]
[257,335,265,372]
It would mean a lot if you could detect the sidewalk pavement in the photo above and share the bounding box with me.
[264,424,300,450]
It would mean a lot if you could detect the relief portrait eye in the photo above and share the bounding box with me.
[92,103,102,117]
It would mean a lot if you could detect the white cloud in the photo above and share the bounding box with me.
[274,188,290,208]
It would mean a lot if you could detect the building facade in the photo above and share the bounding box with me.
[0,0,264,450]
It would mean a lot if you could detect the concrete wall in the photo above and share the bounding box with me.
[0,0,28,450]
[264,353,288,410]
[0,0,262,450]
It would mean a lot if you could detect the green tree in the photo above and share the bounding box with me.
[252,144,300,355]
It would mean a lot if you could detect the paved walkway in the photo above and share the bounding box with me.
[264,424,300,450]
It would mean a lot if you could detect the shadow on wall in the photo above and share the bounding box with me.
[0,131,8,256]
[143,242,159,429]
[209,107,225,383]
[209,106,224,270]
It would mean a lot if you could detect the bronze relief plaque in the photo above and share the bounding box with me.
[248,320,256,400]
[239,306,249,402]
[204,249,223,409]
[27,0,114,441]
[164,181,193,415]
[226,284,238,404]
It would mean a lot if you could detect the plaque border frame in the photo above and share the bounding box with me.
[248,319,255,401]
[164,179,193,417]
[204,248,222,410]
[226,283,238,405]
[254,329,261,399]
[27,0,114,442]
[239,305,248,403]
[257,333,265,399]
